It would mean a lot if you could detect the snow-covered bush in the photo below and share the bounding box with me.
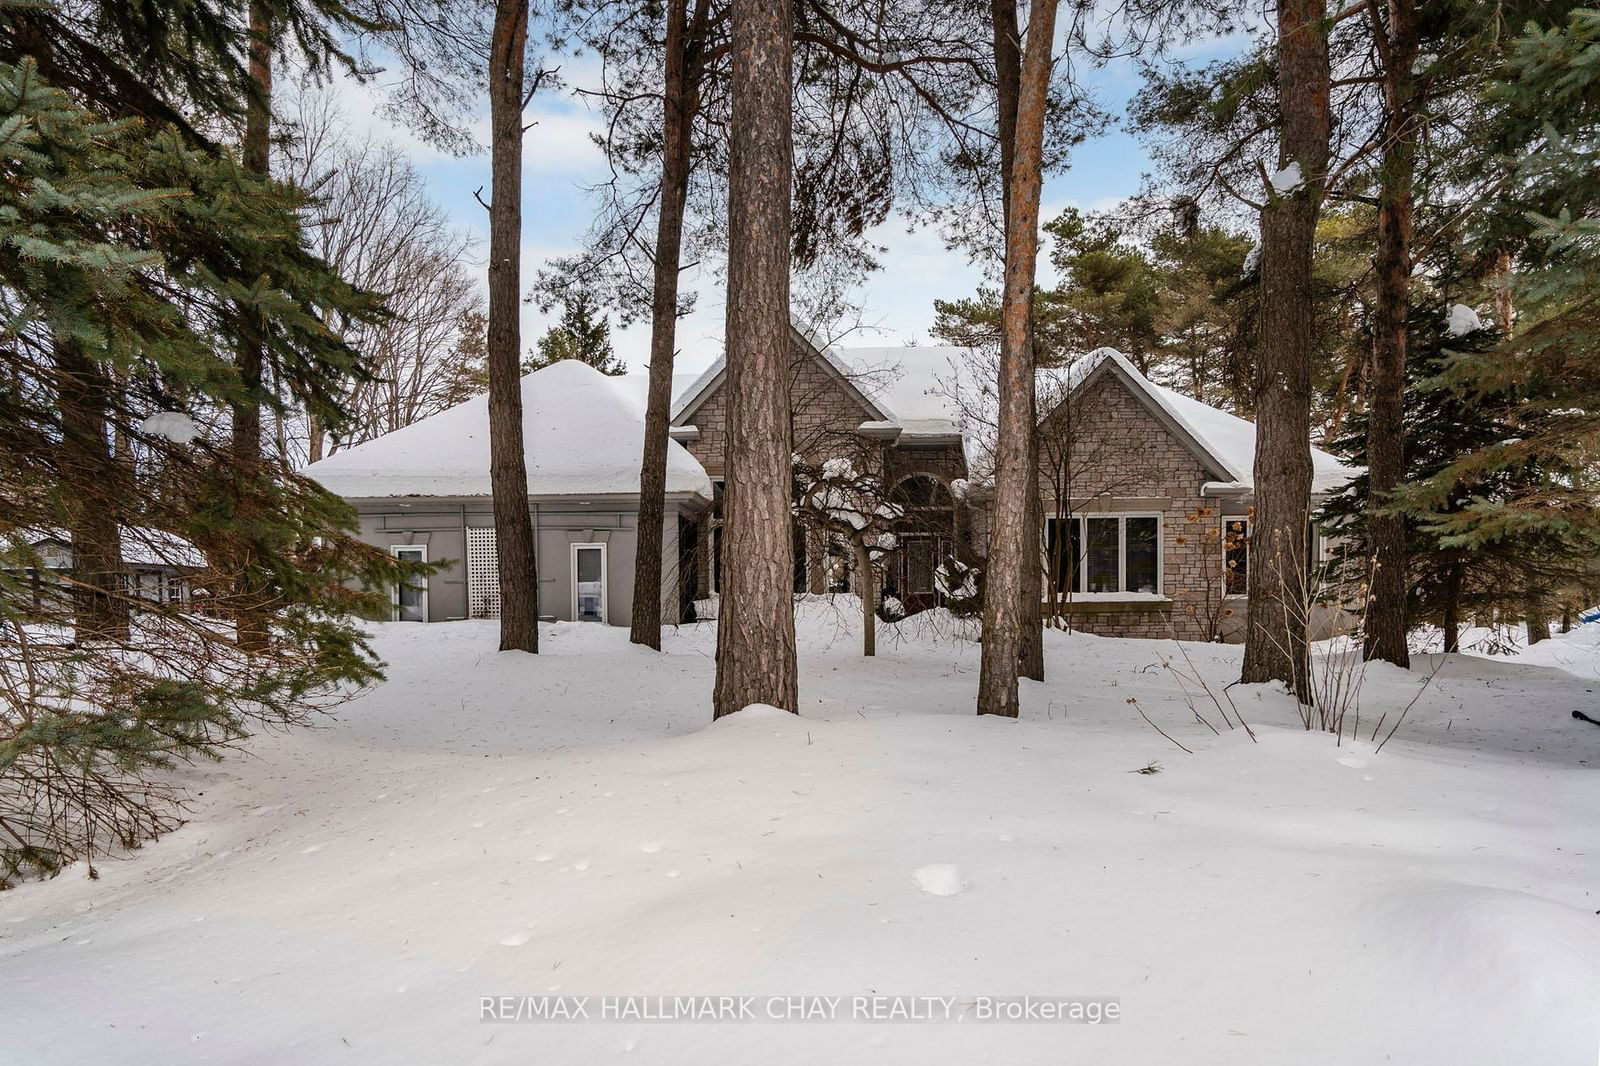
[934,556,982,617]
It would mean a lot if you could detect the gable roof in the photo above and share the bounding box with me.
[1058,348,1356,494]
[304,360,713,501]
[670,320,971,442]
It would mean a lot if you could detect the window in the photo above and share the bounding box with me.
[390,545,428,622]
[1044,514,1162,595]
[1224,518,1249,596]
[571,543,606,622]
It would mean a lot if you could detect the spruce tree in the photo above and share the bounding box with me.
[0,0,418,884]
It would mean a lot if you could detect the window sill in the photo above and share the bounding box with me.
[1047,593,1172,613]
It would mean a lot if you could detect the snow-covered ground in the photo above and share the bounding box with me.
[3,602,1598,1064]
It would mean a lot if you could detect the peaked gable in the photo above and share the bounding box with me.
[670,322,891,426]
[1062,352,1243,484]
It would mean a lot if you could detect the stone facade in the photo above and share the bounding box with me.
[676,333,970,604]
[1036,367,1236,641]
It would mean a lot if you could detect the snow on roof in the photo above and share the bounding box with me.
[1068,348,1355,494]
[4,527,204,568]
[611,369,707,417]
[305,360,713,500]
[669,323,973,441]
[830,346,972,440]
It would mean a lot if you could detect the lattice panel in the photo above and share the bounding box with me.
[467,526,500,619]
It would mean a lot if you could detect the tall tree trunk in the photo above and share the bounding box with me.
[631,0,706,648]
[1441,558,1460,653]
[55,341,127,641]
[977,0,1058,718]
[487,0,539,652]
[232,0,272,654]
[855,538,875,657]
[1364,0,1418,668]
[711,0,798,718]
[1240,0,1328,703]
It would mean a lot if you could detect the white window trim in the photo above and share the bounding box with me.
[1047,512,1165,597]
[390,544,428,622]
[570,541,608,623]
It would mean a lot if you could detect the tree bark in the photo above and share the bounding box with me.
[232,0,272,654]
[487,0,539,652]
[991,0,1045,682]
[55,341,127,641]
[977,0,1058,718]
[631,0,707,648]
[711,0,799,719]
[1240,0,1328,703]
[1441,558,1460,653]
[1364,0,1418,668]
[854,537,875,657]
[1523,589,1547,645]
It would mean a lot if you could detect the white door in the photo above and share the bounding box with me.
[571,543,606,623]
[391,545,428,622]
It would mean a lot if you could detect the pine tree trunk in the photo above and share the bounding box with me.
[1241,0,1328,703]
[855,538,876,657]
[977,0,1058,718]
[55,341,128,641]
[1523,589,1547,645]
[631,0,703,649]
[1364,0,1418,668]
[1441,558,1460,653]
[711,0,798,719]
[307,410,324,464]
[991,0,1044,682]
[232,0,272,654]
[487,0,539,653]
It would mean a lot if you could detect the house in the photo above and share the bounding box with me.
[309,327,1354,642]
[1032,348,1355,641]
[667,323,973,615]
[3,527,202,607]
[304,359,713,624]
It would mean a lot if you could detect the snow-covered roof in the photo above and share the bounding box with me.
[830,345,971,441]
[4,527,204,568]
[305,360,713,501]
[1063,348,1356,494]
[669,321,970,442]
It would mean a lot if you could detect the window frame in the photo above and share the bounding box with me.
[389,544,429,622]
[1044,512,1165,597]
[570,541,608,623]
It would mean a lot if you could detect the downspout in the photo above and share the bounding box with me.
[531,501,541,620]
[459,502,468,621]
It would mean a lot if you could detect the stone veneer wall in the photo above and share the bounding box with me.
[679,336,969,601]
[1039,368,1229,642]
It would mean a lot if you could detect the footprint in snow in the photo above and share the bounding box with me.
[534,853,555,863]
[499,930,533,947]
[639,842,663,854]
[665,870,681,879]
[913,864,967,897]
[574,860,591,872]
[299,844,324,855]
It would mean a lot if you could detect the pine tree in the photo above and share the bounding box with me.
[1399,9,1600,632]
[527,293,624,375]
[0,0,416,884]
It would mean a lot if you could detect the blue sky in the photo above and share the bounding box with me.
[325,28,1233,376]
